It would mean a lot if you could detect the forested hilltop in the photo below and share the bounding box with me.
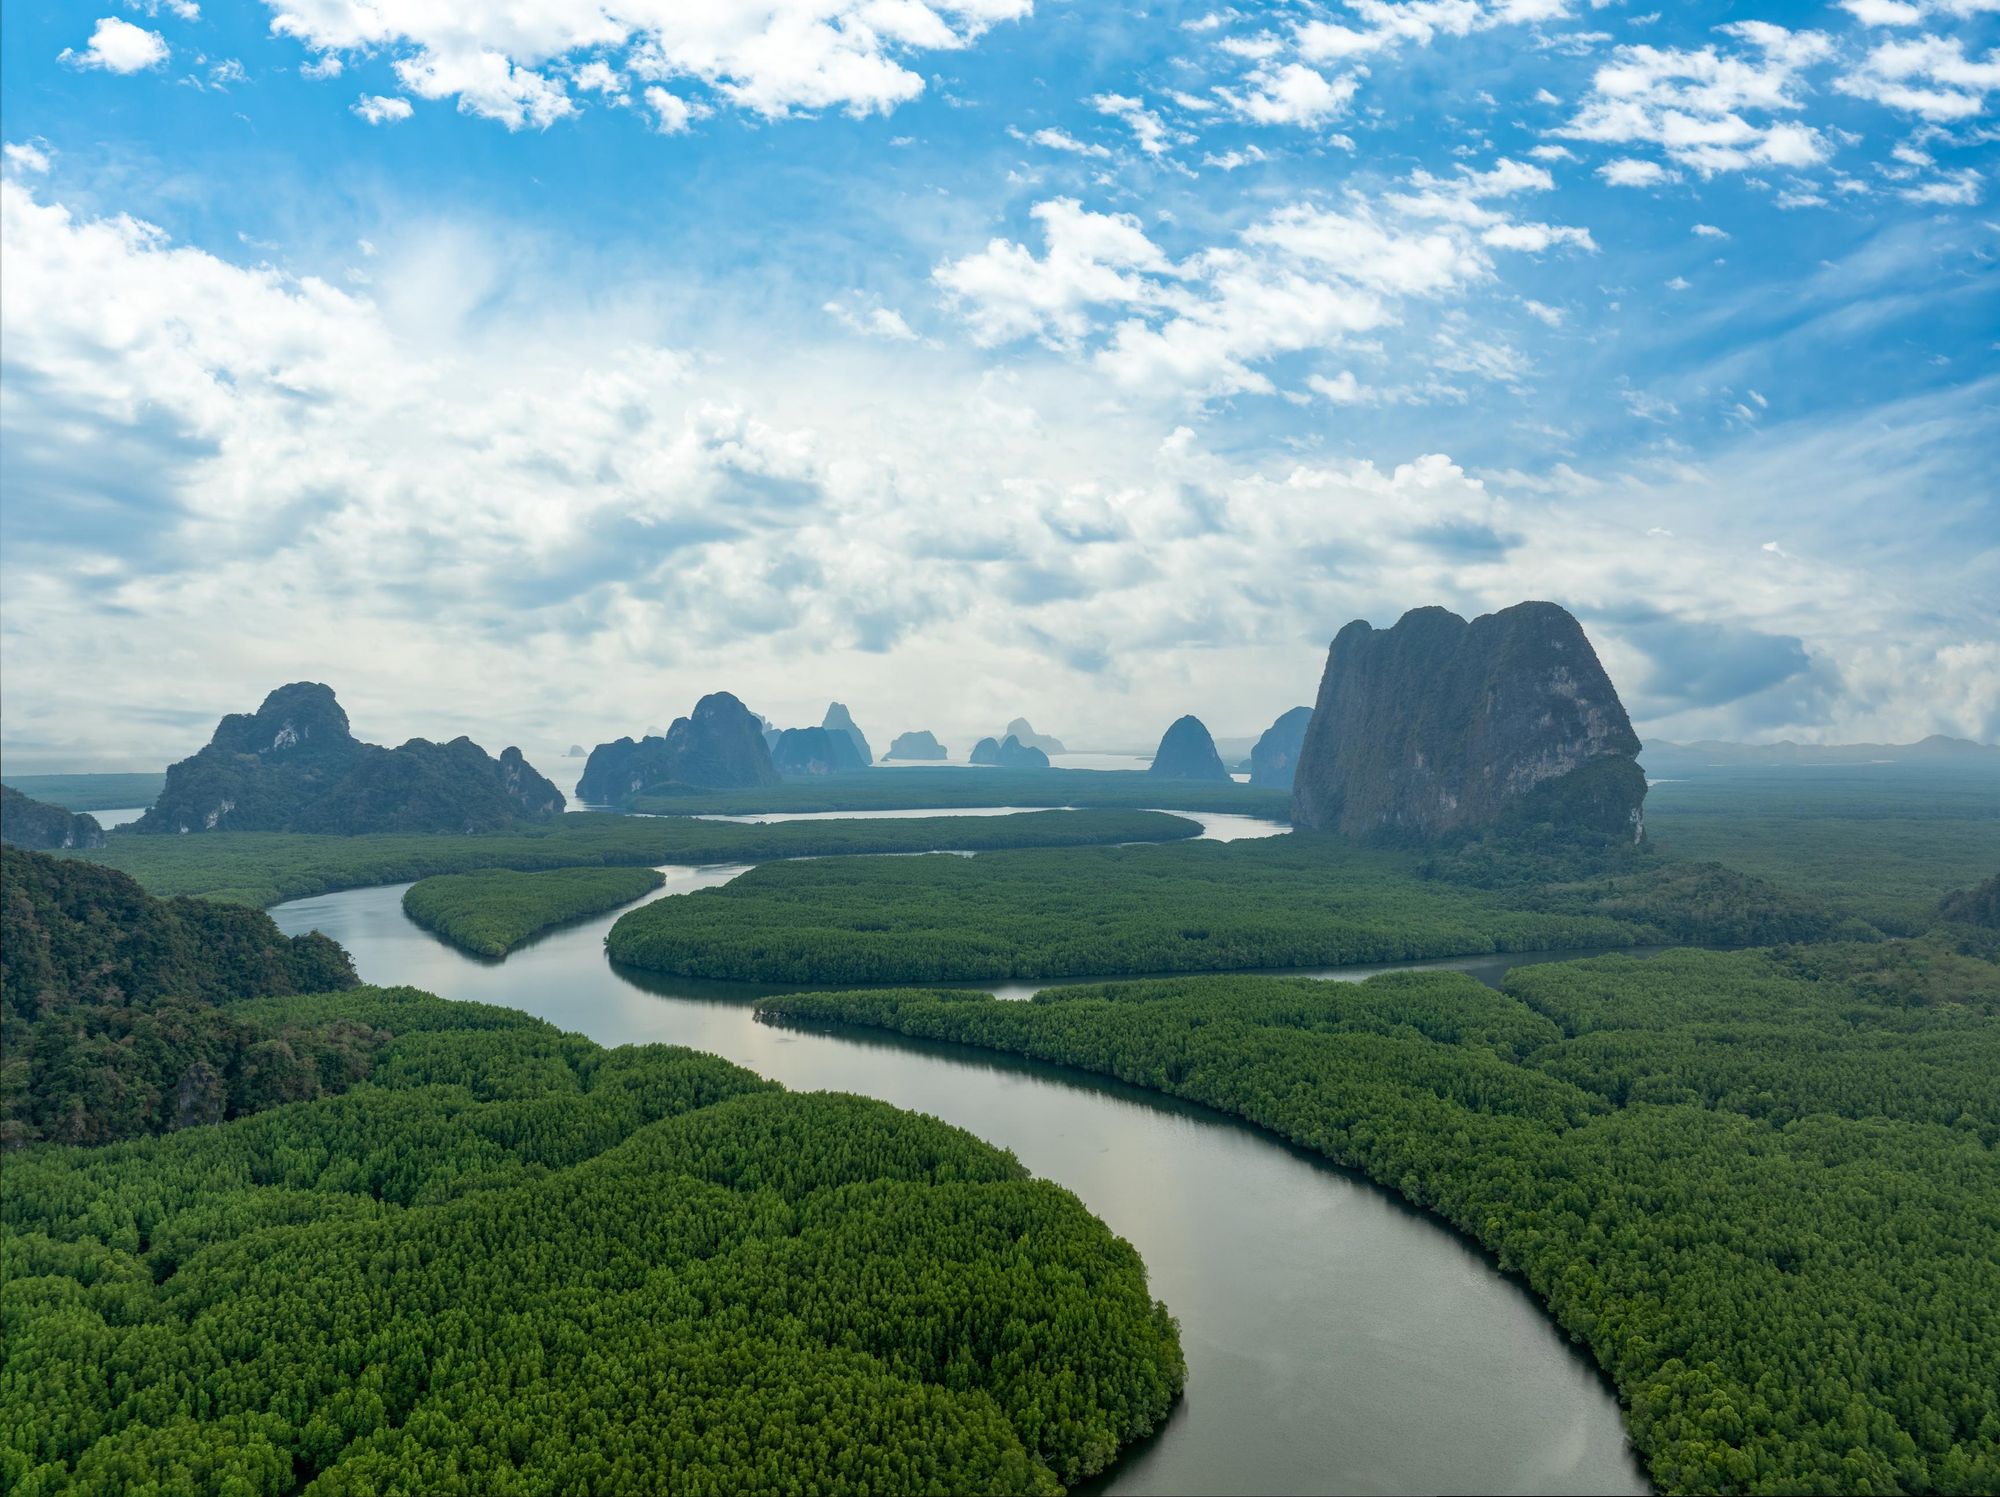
[2,987,1186,1494]
[1,850,360,1145]
[762,931,2000,1495]
[133,682,565,835]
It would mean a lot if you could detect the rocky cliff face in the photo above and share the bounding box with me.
[1,786,106,850]
[771,726,868,775]
[577,692,779,803]
[1248,707,1313,790]
[886,730,948,760]
[132,682,567,834]
[822,703,874,766]
[970,735,1050,768]
[1147,717,1230,781]
[1291,602,1646,842]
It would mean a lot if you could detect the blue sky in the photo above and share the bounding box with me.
[1,0,1995,769]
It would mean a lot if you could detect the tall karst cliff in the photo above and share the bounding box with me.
[1291,602,1646,841]
[132,682,565,835]
[577,691,780,804]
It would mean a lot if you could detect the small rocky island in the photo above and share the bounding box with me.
[1292,602,1646,841]
[0,785,106,850]
[577,691,779,804]
[1003,718,1066,754]
[771,726,868,775]
[1248,707,1313,790]
[970,734,1050,769]
[823,703,874,766]
[886,730,948,760]
[1147,716,1231,781]
[130,682,566,835]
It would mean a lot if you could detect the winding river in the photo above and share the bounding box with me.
[272,819,1648,1496]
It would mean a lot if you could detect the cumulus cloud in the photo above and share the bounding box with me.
[255,0,1030,127]
[352,94,413,124]
[1216,62,1357,125]
[1556,22,1837,178]
[933,160,1590,398]
[60,16,170,73]
[1835,33,2000,120]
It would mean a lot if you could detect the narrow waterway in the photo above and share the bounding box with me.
[273,866,1648,1496]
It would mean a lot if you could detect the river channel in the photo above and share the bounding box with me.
[272,827,1648,1496]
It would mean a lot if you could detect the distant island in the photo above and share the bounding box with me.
[577,692,779,805]
[1148,716,1231,782]
[886,730,948,760]
[771,725,869,775]
[823,702,874,766]
[1003,718,1066,754]
[1293,602,1645,842]
[0,785,106,850]
[970,734,1050,768]
[1248,707,1313,790]
[1644,734,1998,768]
[131,682,565,836]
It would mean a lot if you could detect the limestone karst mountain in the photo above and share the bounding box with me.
[1248,707,1313,790]
[771,726,870,775]
[1003,719,1066,754]
[823,703,874,766]
[132,683,566,835]
[0,785,106,850]
[577,692,779,805]
[1147,717,1231,782]
[970,735,1050,769]
[1291,602,1646,842]
[886,731,948,760]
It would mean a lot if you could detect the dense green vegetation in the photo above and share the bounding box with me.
[761,936,2000,1495]
[1939,873,2000,929]
[0,773,165,813]
[631,767,1291,818]
[1643,762,2000,932]
[1,851,361,1146]
[65,809,1200,907]
[403,866,666,956]
[0,787,104,851]
[606,833,1851,985]
[2,986,1186,1494]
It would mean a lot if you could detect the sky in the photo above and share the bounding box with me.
[1,0,1996,772]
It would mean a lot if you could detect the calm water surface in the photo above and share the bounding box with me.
[273,868,1646,1496]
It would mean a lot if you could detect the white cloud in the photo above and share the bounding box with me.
[3,142,52,175]
[1521,298,1565,325]
[1216,63,1357,126]
[1091,93,1174,156]
[4,175,1993,761]
[258,0,1031,127]
[824,297,920,340]
[1599,157,1669,186]
[352,93,414,124]
[1899,165,1984,202]
[1557,22,1836,177]
[934,160,1590,398]
[60,16,170,73]
[1202,145,1267,171]
[1836,34,2000,121]
[1692,221,1729,236]
[299,53,343,79]
[645,85,705,132]
[1027,126,1110,158]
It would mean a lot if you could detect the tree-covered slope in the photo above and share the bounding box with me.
[0,850,360,1145]
[1,987,1186,1495]
[402,866,666,956]
[0,786,104,850]
[132,682,565,835]
[760,938,2000,1495]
